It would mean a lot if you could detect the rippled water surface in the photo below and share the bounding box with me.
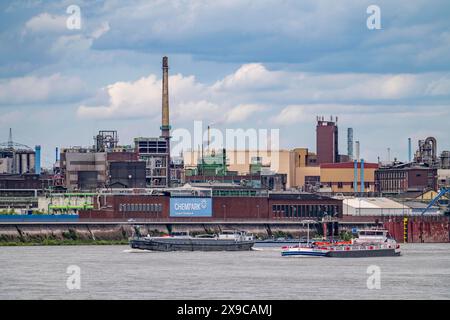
[0,244,449,299]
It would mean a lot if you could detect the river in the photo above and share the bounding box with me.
[0,243,449,299]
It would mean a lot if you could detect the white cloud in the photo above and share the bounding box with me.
[24,13,67,34]
[272,104,450,126]
[76,63,450,125]
[212,64,283,91]
[0,73,87,105]
[225,104,266,123]
[91,22,110,39]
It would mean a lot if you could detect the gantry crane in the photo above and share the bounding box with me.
[421,188,450,215]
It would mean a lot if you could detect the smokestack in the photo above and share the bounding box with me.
[160,56,171,187]
[354,160,358,194]
[161,56,170,138]
[7,128,13,149]
[347,128,353,160]
[355,141,360,162]
[35,145,41,175]
[360,159,365,194]
[408,138,412,162]
[207,125,210,153]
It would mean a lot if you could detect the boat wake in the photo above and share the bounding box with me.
[251,247,282,252]
[122,249,154,254]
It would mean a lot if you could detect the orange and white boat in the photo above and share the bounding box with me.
[281,229,401,258]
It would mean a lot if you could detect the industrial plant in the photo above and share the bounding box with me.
[1,56,449,244]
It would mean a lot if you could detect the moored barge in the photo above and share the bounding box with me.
[130,230,255,252]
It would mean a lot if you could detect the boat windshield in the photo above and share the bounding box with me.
[359,231,385,236]
[170,232,189,237]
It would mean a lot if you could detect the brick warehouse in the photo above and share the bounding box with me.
[79,188,343,221]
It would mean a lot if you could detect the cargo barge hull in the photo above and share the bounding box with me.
[326,248,400,257]
[130,238,255,252]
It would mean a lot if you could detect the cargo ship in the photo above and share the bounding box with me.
[130,229,255,252]
[281,229,401,258]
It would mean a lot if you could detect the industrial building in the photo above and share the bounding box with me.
[184,149,287,191]
[373,136,449,195]
[0,129,40,175]
[184,148,320,190]
[107,161,146,189]
[342,197,411,216]
[320,161,379,194]
[341,197,442,216]
[60,148,107,191]
[414,137,439,167]
[316,116,339,164]
[438,169,450,189]
[79,186,343,221]
[375,163,438,194]
[135,137,170,187]
[60,130,144,191]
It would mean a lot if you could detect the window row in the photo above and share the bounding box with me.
[119,203,163,213]
[272,204,338,218]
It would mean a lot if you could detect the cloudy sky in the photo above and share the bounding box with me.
[1,0,449,167]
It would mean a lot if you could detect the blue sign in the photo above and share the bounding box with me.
[170,198,212,217]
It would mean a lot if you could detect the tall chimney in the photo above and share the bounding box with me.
[360,158,365,194]
[355,141,360,162]
[408,138,412,163]
[347,128,353,160]
[35,145,41,175]
[161,56,170,138]
[160,56,171,187]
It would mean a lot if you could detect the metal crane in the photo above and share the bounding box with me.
[421,188,450,215]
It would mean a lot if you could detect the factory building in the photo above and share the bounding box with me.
[316,116,339,164]
[441,151,450,169]
[0,157,13,174]
[184,148,319,190]
[0,129,37,174]
[184,149,287,191]
[375,163,438,194]
[79,186,342,221]
[135,137,170,187]
[320,162,379,194]
[375,137,442,195]
[438,169,450,189]
[60,149,107,191]
[342,198,411,216]
[107,161,146,189]
[60,130,143,191]
[414,137,439,167]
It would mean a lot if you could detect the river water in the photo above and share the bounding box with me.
[0,244,449,300]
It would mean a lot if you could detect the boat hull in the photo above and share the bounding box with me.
[326,248,400,258]
[281,247,401,258]
[281,250,328,257]
[130,237,255,252]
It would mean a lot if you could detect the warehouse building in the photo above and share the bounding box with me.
[79,185,342,221]
[342,197,411,216]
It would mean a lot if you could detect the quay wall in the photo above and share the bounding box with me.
[0,222,318,243]
[0,217,448,243]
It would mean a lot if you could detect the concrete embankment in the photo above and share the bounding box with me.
[0,222,315,244]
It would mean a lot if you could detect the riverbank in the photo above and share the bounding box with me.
[0,239,129,246]
[0,222,312,246]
